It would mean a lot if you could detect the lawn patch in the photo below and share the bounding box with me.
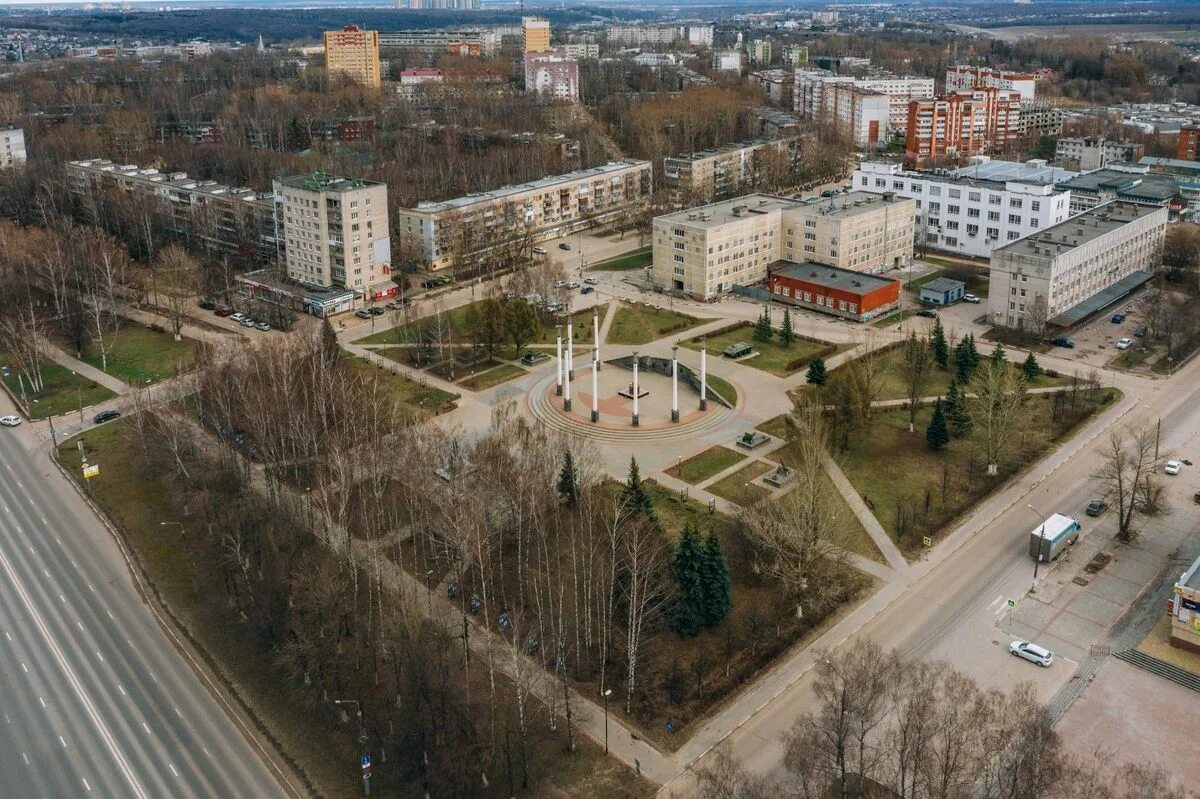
[605,302,707,346]
[587,246,652,272]
[910,264,990,297]
[343,353,458,416]
[665,446,746,484]
[682,322,844,377]
[706,461,773,505]
[66,324,202,385]
[1,359,117,419]
[872,310,913,328]
[457,363,527,392]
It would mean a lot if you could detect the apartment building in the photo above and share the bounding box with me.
[561,43,598,60]
[795,69,933,136]
[783,45,809,67]
[987,200,1167,330]
[324,26,381,88]
[1055,137,1145,171]
[607,25,677,46]
[825,84,889,150]
[0,126,26,168]
[377,30,487,57]
[749,40,772,65]
[749,69,794,107]
[715,52,743,72]
[946,66,1037,101]
[275,173,393,298]
[663,137,802,203]
[1018,100,1064,137]
[67,159,278,264]
[853,159,1075,259]
[522,16,551,53]
[523,50,579,102]
[651,191,914,300]
[1179,124,1199,162]
[396,160,653,271]
[906,89,1022,165]
[685,26,714,46]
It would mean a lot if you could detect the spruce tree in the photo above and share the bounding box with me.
[806,357,828,386]
[1021,351,1041,381]
[945,378,973,437]
[779,308,795,347]
[754,306,774,342]
[926,398,950,451]
[557,451,579,505]
[622,456,656,524]
[671,524,706,636]
[930,316,949,369]
[990,341,1006,366]
[954,335,980,383]
[700,531,732,627]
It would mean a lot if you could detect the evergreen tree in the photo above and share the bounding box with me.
[753,306,774,342]
[671,524,706,636]
[1021,351,1041,381]
[954,334,980,383]
[806,357,828,386]
[622,456,656,524]
[557,451,579,505]
[990,341,1006,366]
[699,531,732,626]
[926,398,950,451]
[930,316,949,369]
[945,378,973,437]
[779,308,795,347]
[320,316,341,371]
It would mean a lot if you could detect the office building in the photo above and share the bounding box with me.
[663,137,803,203]
[652,191,914,300]
[396,161,653,271]
[324,26,381,88]
[1054,165,1183,215]
[987,200,1167,330]
[946,66,1037,101]
[0,126,26,168]
[825,84,889,150]
[523,50,579,102]
[768,261,900,322]
[275,173,392,298]
[522,17,551,53]
[1018,100,1064,137]
[853,159,1074,259]
[906,89,1022,165]
[1055,137,1145,171]
[1177,124,1199,161]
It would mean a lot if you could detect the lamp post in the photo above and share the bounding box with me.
[334,698,370,796]
[602,688,612,754]
[1143,405,1161,461]
[1026,504,1045,592]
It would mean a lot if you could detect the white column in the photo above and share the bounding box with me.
[593,310,600,368]
[566,318,575,381]
[591,349,599,423]
[671,346,679,423]
[631,351,640,427]
[699,341,708,411]
[555,326,563,396]
[563,355,572,411]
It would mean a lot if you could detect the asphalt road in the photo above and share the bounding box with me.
[0,425,289,798]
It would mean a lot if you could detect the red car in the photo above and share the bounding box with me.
[214,308,232,317]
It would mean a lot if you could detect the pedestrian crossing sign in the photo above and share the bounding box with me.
[1006,598,1017,609]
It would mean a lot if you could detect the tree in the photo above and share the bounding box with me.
[157,246,198,343]
[1093,424,1166,543]
[902,334,932,433]
[954,333,980,383]
[1026,295,1049,340]
[989,341,1006,366]
[621,456,656,525]
[806,357,828,386]
[557,451,579,505]
[926,398,950,451]
[671,524,707,636]
[826,365,867,452]
[1020,351,1041,381]
[504,299,539,359]
[969,359,1028,475]
[930,316,949,369]
[754,305,773,343]
[779,307,795,347]
[1161,222,1200,278]
[468,297,506,362]
[320,317,341,371]
[945,378,973,438]
[699,531,732,627]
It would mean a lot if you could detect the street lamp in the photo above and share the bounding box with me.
[334,698,370,796]
[602,688,612,754]
[1143,405,1161,461]
[1025,504,1045,592]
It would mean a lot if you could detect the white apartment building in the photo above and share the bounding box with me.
[523,50,579,102]
[715,51,743,72]
[275,173,392,297]
[853,159,1076,259]
[685,25,714,46]
[987,200,1167,330]
[0,127,26,168]
[607,25,676,46]
[397,160,653,271]
[652,191,914,300]
[826,84,889,150]
[795,69,933,136]
[750,40,772,65]
[946,66,1037,101]
[1054,137,1144,171]
[560,42,598,60]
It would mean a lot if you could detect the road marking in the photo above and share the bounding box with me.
[21,752,28,765]
[3,631,8,640]
[82,778,91,792]
[202,747,210,757]
[76,621,84,631]
[42,569,49,579]
[16,481,21,489]
[95,651,104,663]
[88,584,95,593]
[58,735,66,749]
[20,662,27,673]
[142,722,151,735]
[0,544,149,799]
[168,763,178,778]
[149,671,157,683]
[173,707,182,719]
[58,594,66,603]
[105,610,113,620]
[117,684,126,696]
[38,697,45,709]
[71,560,77,569]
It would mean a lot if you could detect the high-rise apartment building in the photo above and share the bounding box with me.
[522,17,551,53]
[663,137,803,203]
[906,89,1022,165]
[0,126,27,168]
[749,40,772,65]
[795,69,933,136]
[523,50,579,102]
[1018,100,1063,137]
[275,173,392,298]
[324,26,381,88]
[824,84,889,149]
[1177,124,1199,162]
[946,66,1037,101]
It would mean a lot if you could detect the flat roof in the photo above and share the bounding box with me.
[660,190,911,229]
[276,172,381,193]
[1055,168,1178,201]
[770,260,898,294]
[1139,156,1200,174]
[994,200,1162,258]
[408,160,649,212]
[921,277,965,294]
[949,159,1076,185]
[666,137,793,164]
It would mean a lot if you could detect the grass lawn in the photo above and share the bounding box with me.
[706,461,773,506]
[1,359,116,419]
[755,413,796,441]
[872,310,913,328]
[1108,347,1151,370]
[532,308,598,347]
[665,446,746,484]
[605,302,707,346]
[705,373,737,406]
[361,301,595,355]
[682,323,844,377]
[587,246,652,272]
[457,363,527,392]
[343,354,458,416]
[910,264,990,298]
[72,324,202,385]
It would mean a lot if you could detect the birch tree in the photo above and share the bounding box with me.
[969,359,1028,476]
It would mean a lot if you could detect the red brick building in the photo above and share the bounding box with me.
[767,261,900,322]
[1179,124,1200,162]
[905,88,1021,166]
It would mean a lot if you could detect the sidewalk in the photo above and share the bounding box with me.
[39,342,130,396]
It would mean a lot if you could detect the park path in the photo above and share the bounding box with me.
[38,342,130,395]
[596,299,619,344]
[822,455,908,572]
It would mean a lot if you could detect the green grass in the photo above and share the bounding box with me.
[872,310,913,328]
[1,359,116,419]
[457,363,527,392]
[681,323,845,377]
[533,309,598,346]
[343,354,459,416]
[706,461,773,506]
[907,266,990,298]
[705,373,737,406]
[360,301,595,354]
[756,413,796,441]
[665,446,746,484]
[605,302,707,346]
[72,324,201,385]
[586,246,652,272]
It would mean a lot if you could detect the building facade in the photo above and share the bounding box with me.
[324,26,381,88]
[377,30,487,58]
[946,66,1037,101]
[523,50,579,102]
[767,261,900,321]
[0,126,26,168]
[1055,137,1145,171]
[663,137,802,203]
[561,43,598,60]
[522,17,551,53]
[749,40,772,66]
[987,200,1167,330]
[825,84,889,150]
[651,191,914,301]
[750,69,794,107]
[794,69,933,137]
[1018,100,1064,137]
[905,89,1022,165]
[1170,554,1200,654]
[1178,124,1200,162]
[607,25,677,46]
[397,160,653,271]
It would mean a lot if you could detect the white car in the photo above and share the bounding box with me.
[1009,641,1053,667]
[0,415,21,427]
[1165,460,1182,475]
[532,246,547,255]
[230,312,246,323]
[1115,338,1133,350]
[566,281,580,289]
[583,277,599,285]
[962,293,981,304]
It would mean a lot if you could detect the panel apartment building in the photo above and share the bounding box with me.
[853,158,1075,259]
[0,126,27,168]
[906,88,1022,165]
[651,191,914,300]
[523,50,579,102]
[825,84,889,150]
[987,200,1167,330]
[67,159,279,263]
[794,69,934,137]
[662,137,802,203]
[274,173,393,298]
[324,26,381,88]
[397,160,653,271]
[945,66,1037,101]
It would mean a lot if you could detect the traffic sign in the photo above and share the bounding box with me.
[922,536,932,547]
[1006,598,1017,609]
[361,755,371,770]
[83,464,100,479]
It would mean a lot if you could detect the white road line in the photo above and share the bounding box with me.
[117,684,126,696]
[142,722,151,735]
[4,631,9,640]
[20,662,27,674]
[82,778,91,792]
[87,584,95,593]
[77,621,84,631]
[21,752,28,765]
[58,735,66,749]
[149,671,157,683]
[0,545,149,799]
[41,569,49,579]
[95,652,104,663]
[71,560,77,568]
[58,594,66,603]
[105,610,113,620]
[202,747,210,757]
[38,697,45,709]
[173,707,182,719]
[168,763,178,778]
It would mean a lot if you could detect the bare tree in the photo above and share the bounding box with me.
[902,333,933,433]
[620,514,671,713]
[1093,423,1166,543]
[1025,295,1049,340]
[157,246,199,342]
[969,359,1028,476]
[695,744,776,799]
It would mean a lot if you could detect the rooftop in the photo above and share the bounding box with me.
[1138,156,1200,175]
[1055,168,1177,202]
[859,158,1076,189]
[994,200,1162,258]
[276,171,381,193]
[660,190,911,228]
[921,277,965,294]
[771,260,898,294]
[666,137,795,164]
[408,160,650,213]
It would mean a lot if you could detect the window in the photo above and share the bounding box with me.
[988,211,1000,222]
[915,199,922,209]
[946,220,959,231]
[803,292,811,302]
[1008,214,1021,225]
[930,186,941,196]
[805,219,816,228]
[1011,287,1017,295]
[1030,219,1039,229]
[838,300,847,311]
[949,189,961,199]
[673,266,685,275]
[773,284,782,294]
[859,176,868,186]
[967,208,980,218]
[893,181,904,190]
[929,202,941,214]
[804,245,815,253]
[1009,302,1016,310]
[674,241,685,250]
[875,178,886,188]
[849,303,857,313]
[673,253,684,263]
[969,191,981,202]
[1031,200,1040,212]
[804,232,816,241]
[673,227,685,237]
[989,195,1002,205]
[829,249,838,258]
[966,224,979,236]
[945,236,957,246]
[1007,230,1020,240]
[1010,198,1024,209]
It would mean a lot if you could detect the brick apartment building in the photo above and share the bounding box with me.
[324,26,381,88]
[1179,124,1200,162]
[906,88,1022,165]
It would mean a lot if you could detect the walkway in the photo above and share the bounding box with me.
[39,342,130,396]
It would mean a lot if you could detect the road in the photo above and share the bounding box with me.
[0,420,291,798]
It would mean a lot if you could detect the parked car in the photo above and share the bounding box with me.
[197,299,217,310]
[1115,337,1133,350]
[1111,313,1126,323]
[583,277,599,285]
[820,189,837,197]
[369,307,385,316]
[255,322,271,332]
[1085,499,1107,517]
[553,280,567,288]
[580,286,594,295]
[1051,336,1075,349]
[1009,641,1054,667]
[93,410,121,425]
[1134,325,1148,337]
[230,312,246,323]
[240,318,256,328]
[559,242,572,251]
[355,309,372,320]
[545,302,565,313]
[532,246,548,255]
[214,308,232,317]
[916,309,937,318]
[0,415,21,427]
[566,281,580,289]
[1165,460,1182,475]
[962,293,981,304]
